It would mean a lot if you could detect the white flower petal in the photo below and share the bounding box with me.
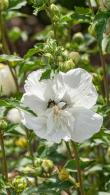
[21,94,47,115]
[24,69,65,103]
[45,109,74,143]
[71,107,103,143]
[24,70,46,98]
[58,68,98,108]
[0,65,16,96]
[21,111,47,138]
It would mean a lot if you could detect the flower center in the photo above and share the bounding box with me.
[47,99,67,110]
[53,105,61,117]
[47,99,56,108]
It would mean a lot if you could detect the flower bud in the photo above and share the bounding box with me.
[89,0,97,8]
[60,60,75,72]
[35,158,43,166]
[22,166,35,175]
[50,4,59,13]
[69,52,80,64]
[101,33,109,54]
[0,0,9,11]
[88,23,96,36]
[42,159,54,173]
[0,119,8,130]
[7,108,21,124]
[73,32,84,42]
[0,64,17,96]
[98,0,110,10]
[35,166,43,176]
[58,168,69,181]
[44,53,53,58]
[15,137,28,148]
[12,176,27,193]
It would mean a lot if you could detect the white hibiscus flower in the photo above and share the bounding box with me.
[21,68,103,143]
[0,63,16,96]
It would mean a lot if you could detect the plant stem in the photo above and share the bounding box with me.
[0,130,8,181]
[100,53,109,104]
[65,141,73,159]
[0,11,19,91]
[25,128,38,186]
[46,6,58,43]
[88,0,109,104]
[71,141,85,195]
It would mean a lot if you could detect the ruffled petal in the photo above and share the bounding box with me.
[45,109,74,143]
[21,94,47,115]
[58,68,98,109]
[71,107,103,143]
[24,69,65,104]
[21,111,47,139]
[24,70,47,99]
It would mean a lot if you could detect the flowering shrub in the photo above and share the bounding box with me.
[0,0,110,194]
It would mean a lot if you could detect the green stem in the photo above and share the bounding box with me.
[0,131,8,181]
[25,128,38,186]
[46,7,58,43]
[100,53,109,104]
[71,141,85,195]
[65,141,73,159]
[0,130,11,195]
[88,0,109,104]
[0,11,19,91]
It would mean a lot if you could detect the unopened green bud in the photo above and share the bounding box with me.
[42,159,54,173]
[0,120,8,130]
[98,0,110,10]
[53,15,59,22]
[44,53,53,58]
[35,166,43,176]
[12,176,27,193]
[69,52,80,64]
[88,23,96,36]
[81,54,89,64]
[58,168,69,181]
[73,32,84,42]
[60,60,75,72]
[0,0,9,11]
[22,166,35,176]
[50,4,59,12]
[35,158,42,166]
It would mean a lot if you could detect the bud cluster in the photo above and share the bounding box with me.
[0,0,9,11]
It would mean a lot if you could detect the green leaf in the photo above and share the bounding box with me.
[72,7,92,24]
[24,47,42,59]
[40,68,51,80]
[33,0,50,15]
[9,0,27,10]
[21,180,71,194]
[0,54,22,63]
[98,193,110,195]
[95,11,110,46]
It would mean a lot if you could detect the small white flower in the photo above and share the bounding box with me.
[0,64,16,96]
[21,68,103,143]
[7,108,21,124]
